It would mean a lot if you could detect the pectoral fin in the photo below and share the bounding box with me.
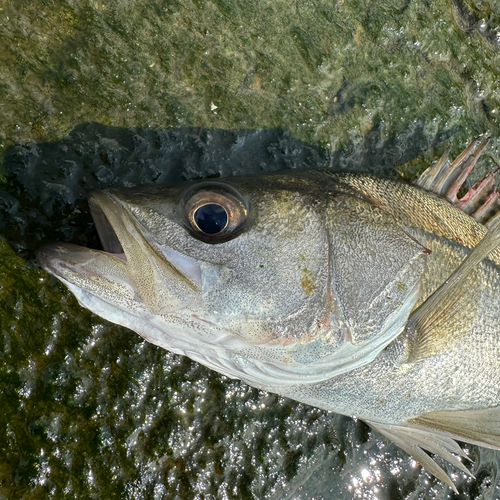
[406,219,500,362]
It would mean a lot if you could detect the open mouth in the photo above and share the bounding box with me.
[36,191,130,280]
[89,194,125,257]
[92,191,203,288]
[37,189,203,312]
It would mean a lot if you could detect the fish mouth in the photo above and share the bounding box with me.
[37,190,202,314]
[89,192,126,257]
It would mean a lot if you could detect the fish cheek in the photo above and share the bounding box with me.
[199,234,330,346]
[191,189,330,341]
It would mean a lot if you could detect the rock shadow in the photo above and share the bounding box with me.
[0,121,452,260]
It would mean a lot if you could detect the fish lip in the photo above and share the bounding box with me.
[88,189,203,289]
[36,191,129,275]
[37,242,73,276]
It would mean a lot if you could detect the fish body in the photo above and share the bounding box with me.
[38,141,500,489]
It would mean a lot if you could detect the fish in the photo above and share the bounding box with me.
[37,136,500,492]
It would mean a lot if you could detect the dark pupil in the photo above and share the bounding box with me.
[194,204,228,234]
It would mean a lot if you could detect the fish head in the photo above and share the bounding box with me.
[38,171,426,389]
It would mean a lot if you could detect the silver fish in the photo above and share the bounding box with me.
[38,137,500,491]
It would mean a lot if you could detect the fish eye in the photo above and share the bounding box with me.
[185,187,247,242]
[193,204,228,234]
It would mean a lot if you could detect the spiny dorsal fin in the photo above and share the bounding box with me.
[416,136,488,197]
[365,419,473,494]
[415,136,500,226]
[406,219,500,362]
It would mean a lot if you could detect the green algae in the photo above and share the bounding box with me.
[1,0,500,160]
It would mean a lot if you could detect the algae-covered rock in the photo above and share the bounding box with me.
[1,0,500,155]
